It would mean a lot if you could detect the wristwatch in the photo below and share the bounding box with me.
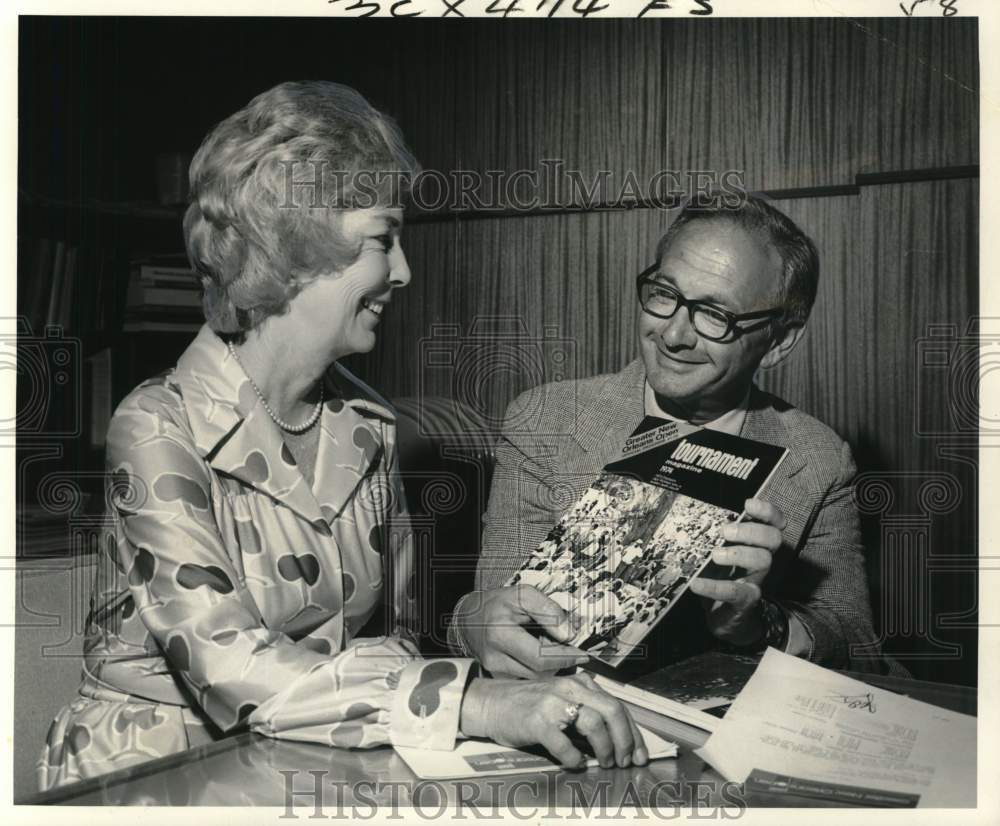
[755,598,790,651]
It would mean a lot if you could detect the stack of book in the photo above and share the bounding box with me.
[123,258,203,333]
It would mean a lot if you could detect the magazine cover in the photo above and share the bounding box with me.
[507,417,788,667]
[591,650,762,735]
[626,651,761,719]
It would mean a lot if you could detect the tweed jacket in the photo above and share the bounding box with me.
[459,358,885,673]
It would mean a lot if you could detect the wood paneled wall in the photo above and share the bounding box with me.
[345,18,979,683]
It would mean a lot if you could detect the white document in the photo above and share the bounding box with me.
[696,648,975,808]
[395,726,676,780]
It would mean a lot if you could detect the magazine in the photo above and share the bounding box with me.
[592,651,762,734]
[507,417,788,667]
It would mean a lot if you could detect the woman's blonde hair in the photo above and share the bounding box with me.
[184,81,418,334]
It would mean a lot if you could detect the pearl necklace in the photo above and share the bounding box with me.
[226,341,324,433]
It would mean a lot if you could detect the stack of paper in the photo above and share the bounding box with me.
[697,648,975,808]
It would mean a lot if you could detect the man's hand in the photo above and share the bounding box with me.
[455,585,592,678]
[687,497,786,646]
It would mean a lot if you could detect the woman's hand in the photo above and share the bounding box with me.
[459,672,648,770]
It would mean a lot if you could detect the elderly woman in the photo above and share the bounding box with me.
[38,81,646,791]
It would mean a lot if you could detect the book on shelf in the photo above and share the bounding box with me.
[122,319,202,333]
[56,245,78,331]
[131,257,199,289]
[25,238,107,336]
[87,347,114,449]
[505,417,787,729]
[24,237,53,332]
[124,303,202,320]
[135,253,191,267]
[92,251,108,332]
[77,246,108,336]
[108,253,134,334]
[123,256,203,332]
[126,281,203,309]
[44,240,67,328]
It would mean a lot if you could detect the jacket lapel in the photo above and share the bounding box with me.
[567,358,647,466]
[740,386,808,479]
[740,386,814,546]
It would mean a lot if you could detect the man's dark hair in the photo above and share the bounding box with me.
[654,194,820,327]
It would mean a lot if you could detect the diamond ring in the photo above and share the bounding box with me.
[558,702,581,730]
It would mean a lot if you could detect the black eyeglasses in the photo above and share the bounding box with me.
[635,264,785,342]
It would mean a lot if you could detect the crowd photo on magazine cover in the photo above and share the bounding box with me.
[509,473,738,662]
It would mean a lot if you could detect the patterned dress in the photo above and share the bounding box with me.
[38,326,473,791]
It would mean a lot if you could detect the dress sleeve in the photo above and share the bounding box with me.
[107,387,474,751]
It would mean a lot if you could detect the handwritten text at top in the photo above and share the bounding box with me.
[900,0,960,16]
[325,0,714,17]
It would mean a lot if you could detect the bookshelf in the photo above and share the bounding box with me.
[17,193,198,556]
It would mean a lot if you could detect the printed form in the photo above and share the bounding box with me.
[697,648,975,807]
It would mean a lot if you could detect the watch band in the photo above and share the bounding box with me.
[757,597,790,651]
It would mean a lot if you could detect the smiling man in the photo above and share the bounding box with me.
[450,195,894,679]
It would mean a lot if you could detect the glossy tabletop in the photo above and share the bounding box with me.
[23,665,976,808]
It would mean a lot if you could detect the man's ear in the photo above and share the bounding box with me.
[759,322,806,370]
